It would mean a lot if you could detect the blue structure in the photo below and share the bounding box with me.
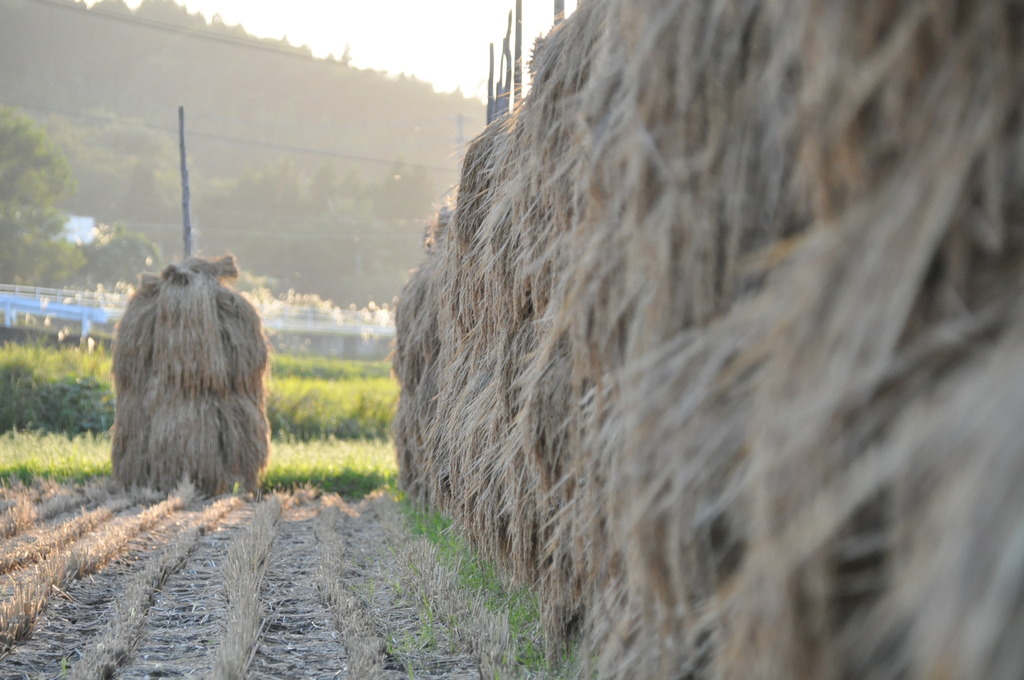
[1,295,109,339]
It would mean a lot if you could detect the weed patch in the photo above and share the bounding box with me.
[398,500,571,674]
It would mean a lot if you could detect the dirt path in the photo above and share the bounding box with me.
[0,486,513,680]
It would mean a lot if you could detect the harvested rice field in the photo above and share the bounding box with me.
[0,479,537,679]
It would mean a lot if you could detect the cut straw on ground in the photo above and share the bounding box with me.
[211,495,282,680]
[314,502,386,679]
[69,496,243,680]
[0,483,192,654]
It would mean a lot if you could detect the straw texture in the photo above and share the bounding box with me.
[112,256,270,496]
[394,0,1024,677]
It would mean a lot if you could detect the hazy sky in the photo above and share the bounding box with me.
[116,0,578,100]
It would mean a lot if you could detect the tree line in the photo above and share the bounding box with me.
[0,0,481,304]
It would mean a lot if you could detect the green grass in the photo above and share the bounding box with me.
[0,341,391,383]
[263,437,397,496]
[0,431,398,497]
[0,431,112,483]
[398,500,555,673]
[0,342,396,440]
[0,343,111,383]
[271,354,392,381]
[267,375,397,440]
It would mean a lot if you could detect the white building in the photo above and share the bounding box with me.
[63,215,96,244]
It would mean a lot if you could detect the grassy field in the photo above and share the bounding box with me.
[0,343,399,496]
[0,341,393,385]
[0,431,397,497]
[0,343,396,439]
[267,375,396,440]
[0,431,113,484]
[0,343,565,676]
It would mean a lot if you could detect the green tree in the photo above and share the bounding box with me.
[0,107,83,284]
[76,222,161,287]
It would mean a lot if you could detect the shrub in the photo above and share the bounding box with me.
[0,366,114,435]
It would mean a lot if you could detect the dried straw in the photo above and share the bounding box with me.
[394,0,1024,677]
[112,256,270,495]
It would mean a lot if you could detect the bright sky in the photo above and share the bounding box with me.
[129,0,579,100]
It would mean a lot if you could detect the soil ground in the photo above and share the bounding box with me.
[0,485,494,679]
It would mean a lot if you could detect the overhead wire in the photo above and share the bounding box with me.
[12,0,452,246]
[28,0,333,61]
[0,99,459,175]
[16,0,475,174]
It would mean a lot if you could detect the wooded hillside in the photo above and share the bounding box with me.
[0,0,482,304]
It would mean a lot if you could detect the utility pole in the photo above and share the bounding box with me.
[179,105,193,258]
[487,43,496,123]
[498,11,512,118]
[514,0,522,103]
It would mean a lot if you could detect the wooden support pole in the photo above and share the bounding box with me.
[498,11,512,118]
[487,42,496,123]
[179,105,192,258]
[514,0,522,103]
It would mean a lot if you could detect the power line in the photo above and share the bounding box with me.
[1,100,170,133]
[27,0,332,62]
[122,221,425,240]
[1,99,459,175]
[60,184,436,225]
[22,0,481,131]
[192,203,431,226]
[188,129,456,173]
[184,105,472,135]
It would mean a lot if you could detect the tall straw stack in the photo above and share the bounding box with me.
[394,0,1024,678]
[719,2,1024,678]
[394,0,608,643]
[112,256,270,496]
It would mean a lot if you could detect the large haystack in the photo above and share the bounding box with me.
[394,0,608,640]
[395,0,1024,678]
[112,255,270,496]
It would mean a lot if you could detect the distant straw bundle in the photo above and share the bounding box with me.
[395,0,1024,678]
[112,256,270,496]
